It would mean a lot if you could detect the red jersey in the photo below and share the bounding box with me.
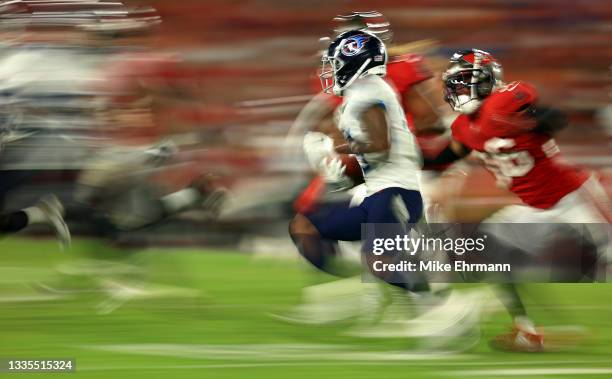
[387,54,433,94]
[451,81,588,209]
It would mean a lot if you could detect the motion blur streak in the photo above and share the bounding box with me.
[0,1,611,378]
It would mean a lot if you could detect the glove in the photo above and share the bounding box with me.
[303,131,335,170]
[320,157,353,192]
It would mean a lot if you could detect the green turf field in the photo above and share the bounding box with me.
[1,237,612,378]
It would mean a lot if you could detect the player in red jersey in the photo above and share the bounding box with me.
[425,49,611,352]
[63,3,227,231]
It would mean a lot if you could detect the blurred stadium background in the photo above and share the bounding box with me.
[0,0,611,378]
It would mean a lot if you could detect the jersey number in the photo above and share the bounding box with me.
[482,138,534,188]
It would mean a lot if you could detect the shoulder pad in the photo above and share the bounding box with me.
[486,81,538,113]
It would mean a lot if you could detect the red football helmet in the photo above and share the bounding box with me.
[442,49,503,114]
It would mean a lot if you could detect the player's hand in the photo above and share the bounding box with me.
[320,156,345,181]
[320,157,352,192]
[303,132,335,170]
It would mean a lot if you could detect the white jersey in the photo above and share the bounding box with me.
[0,44,119,168]
[337,75,422,195]
[0,45,106,128]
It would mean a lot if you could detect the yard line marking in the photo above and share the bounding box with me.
[448,368,612,376]
[80,343,612,366]
[78,362,364,371]
[82,343,465,362]
[0,294,65,302]
[74,362,612,373]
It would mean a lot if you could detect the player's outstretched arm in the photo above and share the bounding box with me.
[422,139,470,168]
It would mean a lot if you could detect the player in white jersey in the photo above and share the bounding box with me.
[337,74,422,195]
[289,30,425,290]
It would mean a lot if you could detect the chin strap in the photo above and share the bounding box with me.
[455,97,481,114]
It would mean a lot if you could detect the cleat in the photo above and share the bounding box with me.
[36,195,71,251]
[345,288,487,353]
[272,278,377,325]
[491,325,544,352]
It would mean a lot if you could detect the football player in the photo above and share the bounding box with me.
[293,11,457,218]
[289,30,426,297]
[284,12,471,328]
[282,12,476,331]
[12,1,219,310]
[0,1,76,251]
[424,49,611,351]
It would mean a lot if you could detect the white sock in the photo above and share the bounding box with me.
[23,206,46,224]
[514,315,537,334]
[160,188,201,214]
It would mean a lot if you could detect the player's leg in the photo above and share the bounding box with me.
[481,205,550,351]
[571,175,611,223]
[0,210,29,233]
[96,174,225,232]
[161,174,226,219]
[491,180,610,352]
[552,176,610,266]
[289,214,338,274]
[490,283,544,352]
[346,187,485,346]
[289,201,365,277]
[279,185,371,325]
[361,187,427,291]
[363,187,424,225]
[0,195,70,250]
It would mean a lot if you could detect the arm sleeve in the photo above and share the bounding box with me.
[422,143,466,167]
[529,105,568,135]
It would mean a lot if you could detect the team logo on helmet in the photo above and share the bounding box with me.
[341,35,370,56]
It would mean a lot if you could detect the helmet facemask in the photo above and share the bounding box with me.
[443,49,502,114]
[319,51,342,95]
[443,68,488,114]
